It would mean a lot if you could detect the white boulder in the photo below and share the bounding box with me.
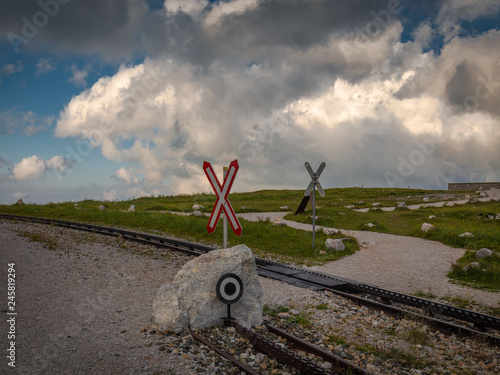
[325,238,345,251]
[421,223,434,232]
[476,248,493,259]
[152,245,263,333]
[323,227,339,235]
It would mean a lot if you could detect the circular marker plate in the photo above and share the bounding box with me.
[216,273,243,305]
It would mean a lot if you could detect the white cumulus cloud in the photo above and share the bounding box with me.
[11,155,74,181]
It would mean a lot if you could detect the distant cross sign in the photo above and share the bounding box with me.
[304,162,326,198]
[303,162,326,249]
[203,160,242,236]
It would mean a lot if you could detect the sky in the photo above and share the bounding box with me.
[1,0,500,204]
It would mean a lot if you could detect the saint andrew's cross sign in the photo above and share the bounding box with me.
[203,159,242,236]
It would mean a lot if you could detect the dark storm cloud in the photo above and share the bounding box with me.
[1,0,148,58]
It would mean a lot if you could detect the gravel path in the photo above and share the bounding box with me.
[237,212,500,308]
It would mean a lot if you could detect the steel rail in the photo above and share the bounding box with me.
[0,213,213,256]
[189,331,260,375]
[257,267,500,347]
[348,283,500,331]
[256,257,500,333]
[226,318,334,375]
[266,324,372,375]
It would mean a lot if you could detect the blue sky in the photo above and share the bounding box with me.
[1,0,500,203]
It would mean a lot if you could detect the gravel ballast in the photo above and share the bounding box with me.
[0,220,498,374]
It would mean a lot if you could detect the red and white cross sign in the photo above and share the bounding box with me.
[203,159,242,236]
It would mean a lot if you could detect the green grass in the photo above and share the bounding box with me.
[0,199,357,265]
[1,187,499,290]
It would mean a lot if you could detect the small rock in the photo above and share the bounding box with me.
[338,212,345,216]
[128,205,136,212]
[445,202,455,207]
[272,219,285,227]
[372,203,381,207]
[323,227,339,235]
[463,262,480,271]
[16,199,24,205]
[279,206,289,210]
[192,211,203,217]
[357,201,364,204]
[397,202,407,208]
[423,197,430,202]
[429,215,436,219]
[476,248,493,259]
[319,250,326,254]
[365,223,375,228]
[98,205,105,211]
[344,205,355,209]
[479,191,488,197]
[192,204,205,210]
[459,232,474,238]
[321,362,333,369]
[362,241,375,246]
[326,238,345,251]
[421,223,434,232]
[465,195,471,199]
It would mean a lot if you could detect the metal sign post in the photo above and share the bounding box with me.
[223,166,228,248]
[303,162,326,249]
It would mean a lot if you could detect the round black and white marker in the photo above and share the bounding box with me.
[216,273,243,305]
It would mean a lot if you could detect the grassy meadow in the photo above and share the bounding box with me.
[1,187,499,290]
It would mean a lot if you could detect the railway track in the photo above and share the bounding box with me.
[2,213,499,347]
[190,319,372,375]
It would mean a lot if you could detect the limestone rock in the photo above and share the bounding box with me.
[445,202,455,207]
[98,205,105,211]
[128,205,136,212]
[423,197,430,202]
[192,210,203,217]
[279,206,289,210]
[372,203,380,207]
[326,238,345,251]
[463,262,480,271]
[344,205,355,209]
[192,204,205,210]
[152,245,263,333]
[323,227,339,235]
[421,223,434,232]
[365,223,375,228]
[459,232,474,238]
[429,215,436,219]
[476,248,493,259]
[397,202,407,208]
